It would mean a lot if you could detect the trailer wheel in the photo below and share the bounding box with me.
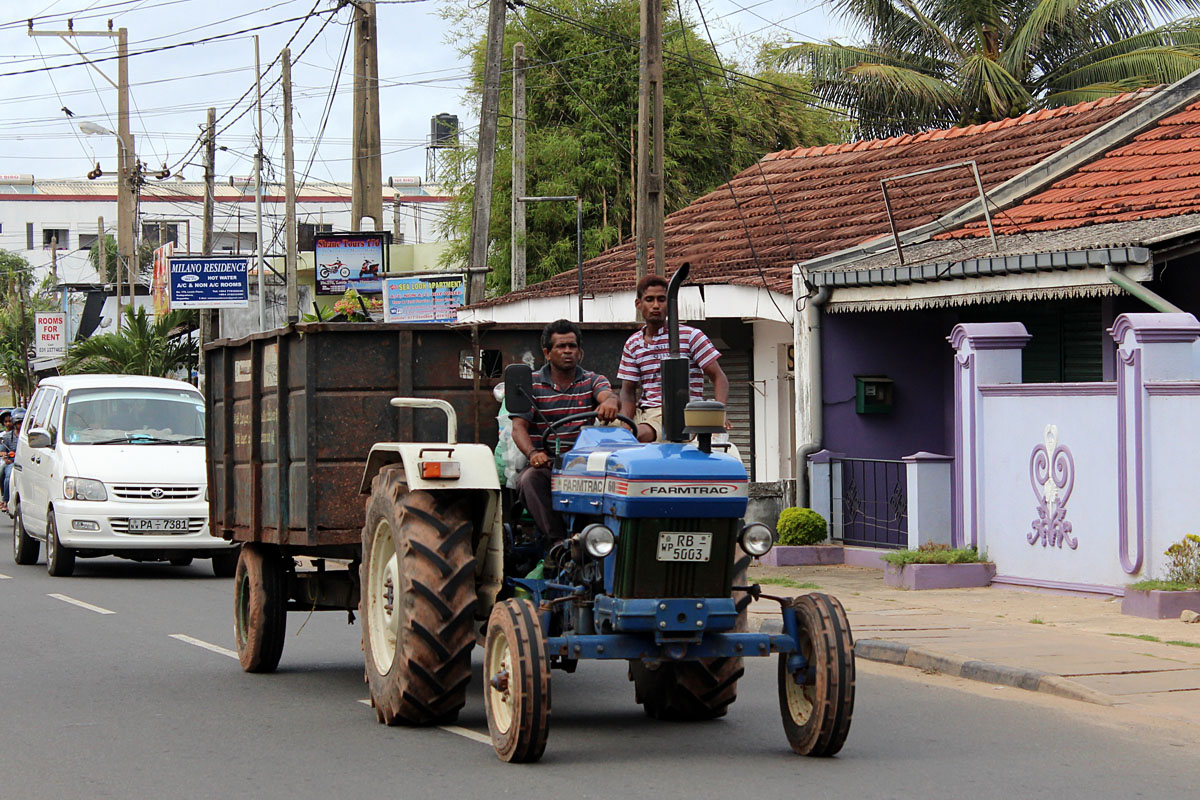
[484,598,550,763]
[628,554,750,721]
[361,467,476,726]
[12,501,39,565]
[234,543,288,673]
[778,592,855,757]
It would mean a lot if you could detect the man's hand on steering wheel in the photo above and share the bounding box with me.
[595,395,619,423]
[529,450,552,469]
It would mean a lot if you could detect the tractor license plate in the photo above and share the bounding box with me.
[128,517,188,533]
[657,532,712,562]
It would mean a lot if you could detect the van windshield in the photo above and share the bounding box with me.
[62,388,205,445]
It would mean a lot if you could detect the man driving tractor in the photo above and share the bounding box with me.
[510,319,619,542]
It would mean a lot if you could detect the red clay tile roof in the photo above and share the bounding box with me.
[942,99,1200,240]
[476,92,1151,306]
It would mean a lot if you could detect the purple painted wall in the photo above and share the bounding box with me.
[822,310,954,460]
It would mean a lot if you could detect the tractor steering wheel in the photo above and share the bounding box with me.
[541,410,638,455]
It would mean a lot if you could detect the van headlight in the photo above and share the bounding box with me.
[64,477,108,502]
[739,523,774,557]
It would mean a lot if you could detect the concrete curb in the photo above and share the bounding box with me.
[752,618,1115,706]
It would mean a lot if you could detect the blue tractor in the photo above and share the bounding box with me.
[358,265,854,762]
[487,265,854,761]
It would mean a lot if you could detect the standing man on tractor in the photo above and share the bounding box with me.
[511,319,619,542]
[618,274,731,442]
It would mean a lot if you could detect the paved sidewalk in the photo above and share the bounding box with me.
[746,563,1200,727]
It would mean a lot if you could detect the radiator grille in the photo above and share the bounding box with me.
[613,518,737,599]
[111,485,202,500]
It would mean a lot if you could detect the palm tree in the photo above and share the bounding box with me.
[777,0,1200,138]
[61,306,196,377]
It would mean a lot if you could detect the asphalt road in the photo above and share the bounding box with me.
[2,556,1197,800]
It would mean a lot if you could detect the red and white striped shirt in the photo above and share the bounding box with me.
[617,324,719,407]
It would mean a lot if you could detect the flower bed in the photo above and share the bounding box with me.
[882,545,995,590]
[759,544,843,567]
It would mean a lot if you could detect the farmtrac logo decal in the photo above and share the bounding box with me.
[604,478,747,498]
[552,476,606,494]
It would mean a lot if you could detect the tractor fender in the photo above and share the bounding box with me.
[359,442,502,495]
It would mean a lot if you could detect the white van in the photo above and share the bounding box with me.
[10,375,237,577]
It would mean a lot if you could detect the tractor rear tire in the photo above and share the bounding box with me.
[361,467,476,726]
[778,592,855,757]
[483,598,551,762]
[233,543,288,673]
[629,553,751,721]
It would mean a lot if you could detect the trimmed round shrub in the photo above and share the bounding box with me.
[775,507,828,546]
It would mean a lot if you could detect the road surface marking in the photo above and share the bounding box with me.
[48,593,114,614]
[356,699,489,744]
[169,633,239,660]
[0,573,11,579]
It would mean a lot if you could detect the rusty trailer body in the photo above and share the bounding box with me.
[204,321,635,557]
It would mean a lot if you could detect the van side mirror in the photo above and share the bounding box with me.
[27,428,53,449]
[503,364,534,414]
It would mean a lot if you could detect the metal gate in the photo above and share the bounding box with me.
[830,457,907,548]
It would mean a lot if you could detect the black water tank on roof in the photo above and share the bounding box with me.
[431,113,459,148]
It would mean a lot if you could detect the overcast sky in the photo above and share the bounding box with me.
[0,0,849,188]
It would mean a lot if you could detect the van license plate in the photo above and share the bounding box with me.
[657,532,712,562]
[128,518,188,533]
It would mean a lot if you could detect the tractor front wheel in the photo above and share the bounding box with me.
[361,468,476,726]
[778,592,855,756]
[483,598,550,762]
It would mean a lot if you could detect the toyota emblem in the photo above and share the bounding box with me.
[150,487,165,499]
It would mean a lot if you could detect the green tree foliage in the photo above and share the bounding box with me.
[777,0,1200,138]
[0,250,57,403]
[439,0,841,292]
[61,305,196,377]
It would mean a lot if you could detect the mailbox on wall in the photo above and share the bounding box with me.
[855,375,894,414]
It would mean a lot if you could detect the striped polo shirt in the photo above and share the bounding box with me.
[617,324,719,407]
[512,364,612,453]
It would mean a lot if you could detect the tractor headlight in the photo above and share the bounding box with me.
[580,524,616,558]
[739,523,774,557]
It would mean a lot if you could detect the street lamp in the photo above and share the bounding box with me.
[80,120,138,328]
[518,195,584,322]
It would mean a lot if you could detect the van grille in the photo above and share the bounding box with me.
[111,485,202,500]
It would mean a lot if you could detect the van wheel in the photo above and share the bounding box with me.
[212,549,239,578]
[12,501,39,565]
[169,557,194,567]
[46,512,75,577]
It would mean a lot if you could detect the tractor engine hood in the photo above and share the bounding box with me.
[551,426,749,519]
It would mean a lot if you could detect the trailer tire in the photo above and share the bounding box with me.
[778,592,855,757]
[234,543,288,673]
[629,553,750,721]
[361,467,476,726]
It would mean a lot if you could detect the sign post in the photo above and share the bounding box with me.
[168,257,251,309]
[34,312,67,359]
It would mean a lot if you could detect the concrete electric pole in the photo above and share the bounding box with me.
[636,0,665,279]
[467,0,507,303]
[352,1,383,232]
[282,47,299,323]
[511,42,526,291]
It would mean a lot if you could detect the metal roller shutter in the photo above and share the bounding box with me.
[719,349,753,479]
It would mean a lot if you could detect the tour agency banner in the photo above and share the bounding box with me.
[168,257,250,309]
[315,233,386,295]
[383,275,465,323]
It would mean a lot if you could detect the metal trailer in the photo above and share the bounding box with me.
[203,321,634,670]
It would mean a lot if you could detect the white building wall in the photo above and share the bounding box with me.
[752,320,794,483]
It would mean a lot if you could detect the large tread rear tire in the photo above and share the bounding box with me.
[12,501,38,566]
[234,543,289,673]
[629,554,751,721]
[779,592,855,757]
[361,467,476,726]
[45,511,75,577]
[483,598,551,762]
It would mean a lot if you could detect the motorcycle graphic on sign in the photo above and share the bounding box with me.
[315,235,386,295]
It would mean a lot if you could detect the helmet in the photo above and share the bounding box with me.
[11,408,25,424]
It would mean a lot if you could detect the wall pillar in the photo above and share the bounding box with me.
[948,323,1030,548]
[904,451,954,550]
[1109,313,1200,575]
[807,449,842,532]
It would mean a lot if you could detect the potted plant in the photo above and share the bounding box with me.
[302,289,383,323]
[1122,534,1200,619]
[882,543,995,590]
[759,507,842,566]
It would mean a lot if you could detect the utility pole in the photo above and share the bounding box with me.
[29,22,136,320]
[254,35,266,331]
[636,0,665,279]
[467,0,507,304]
[511,42,527,291]
[351,1,383,232]
[282,47,298,323]
[50,236,59,287]
[201,107,217,349]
